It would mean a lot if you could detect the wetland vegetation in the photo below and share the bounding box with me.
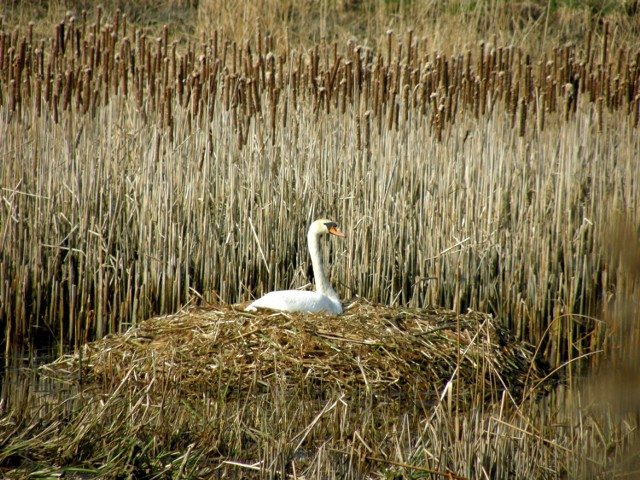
[1,0,639,478]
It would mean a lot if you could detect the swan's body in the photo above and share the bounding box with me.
[245,219,344,314]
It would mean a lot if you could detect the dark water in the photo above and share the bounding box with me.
[1,344,78,420]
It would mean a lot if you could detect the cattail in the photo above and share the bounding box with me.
[111,53,119,96]
[212,29,218,61]
[53,70,63,102]
[510,79,519,119]
[549,76,557,113]
[393,53,401,94]
[601,22,609,67]
[62,69,72,111]
[224,72,230,111]
[378,59,387,106]
[15,38,26,83]
[281,90,287,130]
[278,54,284,90]
[291,71,298,111]
[9,78,16,113]
[480,68,487,116]
[324,78,332,114]
[236,109,244,151]
[564,83,574,121]
[53,90,58,123]
[56,22,65,57]
[344,60,352,102]
[473,78,480,119]
[160,25,168,59]
[82,68,91,114]
[194,73,202,119]
[446,85,454,123]
[0,33,5,74]
[94,5,102,31]
[355,110,361,150]
[221,38,228,70]
[525,62,532,102]
[252,72,261,115]
[93,73,102,114]
[22,63,32,104]
[328,54,340,94]
[597,96,604,132]
[177,56,184,105]
[354,46,362,95]
[435,104,444,142]
[362,70,369,114]
[609,74,618,110]
[44,61,51,104]
[270,86,277,145]
[387,87,396,130]
[478,41,485,85]
[135,66,142,109]
[403,84,410,127]
[35,75,41,116]
[376,84,383,133]
[364,110,371,152]
[537,93,545,133]
[165,86,173,142]
[121,39,129,96]
[518,96,526,137]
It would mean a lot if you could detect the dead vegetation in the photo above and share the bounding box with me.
[42,302,552,402]
[0,2,638,364]
[1,301,635,479]
[0,304,571,479]
[1,1,640,478]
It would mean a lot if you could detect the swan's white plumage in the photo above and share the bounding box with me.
[245,219,344,314]
[245,290,342,314]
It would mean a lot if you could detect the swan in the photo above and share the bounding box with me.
[245,219,345,314]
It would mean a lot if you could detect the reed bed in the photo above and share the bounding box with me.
[1,2,640,477]
[1,302,637,479]
[2,5,639,366]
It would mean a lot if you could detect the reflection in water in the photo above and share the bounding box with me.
[1,345,79,426]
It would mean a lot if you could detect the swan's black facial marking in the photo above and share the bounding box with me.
[324,221,337,230]
[325,222,345,237]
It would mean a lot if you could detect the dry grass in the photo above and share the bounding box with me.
[1,1,640,478]
[1,302,637,478]
[40,302,552,402]
[1,3,638,367]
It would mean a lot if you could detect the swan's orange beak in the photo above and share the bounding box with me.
[329,226,345,237]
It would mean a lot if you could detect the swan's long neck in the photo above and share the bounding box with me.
[308,228,339,302]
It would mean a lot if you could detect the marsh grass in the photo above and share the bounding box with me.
[1,302,637,478]
[1,3,639,364]
[1,2,640,477]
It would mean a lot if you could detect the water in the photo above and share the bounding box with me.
[1,344,78,423]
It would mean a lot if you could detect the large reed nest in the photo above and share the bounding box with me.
[43,301,552,403]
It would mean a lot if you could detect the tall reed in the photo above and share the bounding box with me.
[1,7,638,368]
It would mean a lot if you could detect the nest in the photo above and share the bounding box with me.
[43,301,552,403]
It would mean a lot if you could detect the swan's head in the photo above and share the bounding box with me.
[310,219,345,237]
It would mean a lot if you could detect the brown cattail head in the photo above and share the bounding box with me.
[518,96,527,137]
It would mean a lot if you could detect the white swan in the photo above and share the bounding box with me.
[245,219,345,314]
